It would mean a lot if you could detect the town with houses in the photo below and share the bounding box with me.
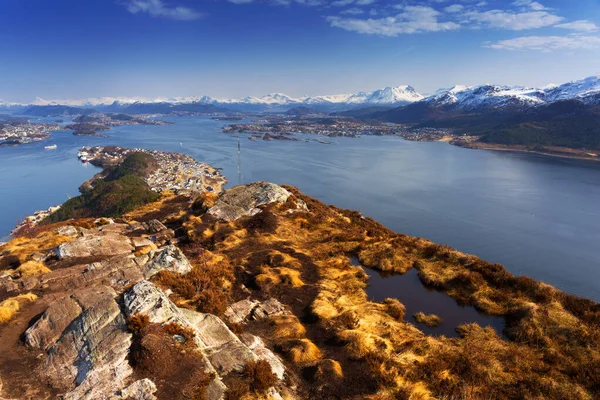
[78,146,227,193]
[0,121,60,146]
[222,115,456,142]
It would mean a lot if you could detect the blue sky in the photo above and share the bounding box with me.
[1,0,600,102]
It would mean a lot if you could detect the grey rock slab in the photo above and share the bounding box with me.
[207,182,294,221]
[55,233,134,259]
[142,245,192,279]
[56,225,79,238]
[240,333,286,380]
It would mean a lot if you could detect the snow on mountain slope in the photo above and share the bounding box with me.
[545,75,600,103]
[15,76,600,109]
[302,85,423,105]
[423,84,545,110]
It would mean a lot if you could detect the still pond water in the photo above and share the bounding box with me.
[1,116,600,309]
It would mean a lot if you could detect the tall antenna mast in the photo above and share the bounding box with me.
[237,139,242,185]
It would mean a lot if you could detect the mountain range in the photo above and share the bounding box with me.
[2,75,600,118]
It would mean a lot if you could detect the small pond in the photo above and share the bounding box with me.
[351,257,506,338]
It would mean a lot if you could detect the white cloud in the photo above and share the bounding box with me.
[513,0,547,11]
[464,9,562,30]
[444,4,464,13]
[486,34,600,51]
[555,20,599,32]
[331,0,354,6]
[123,0,202,20]
[327,5,460,36]
[341,7,364,15]
[355,0,375,5]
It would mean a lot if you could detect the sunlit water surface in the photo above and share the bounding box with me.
[1,116,600,302]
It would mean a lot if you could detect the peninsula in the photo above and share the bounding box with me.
[0,149,598,400]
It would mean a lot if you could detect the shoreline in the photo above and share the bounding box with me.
[447,139,600,163]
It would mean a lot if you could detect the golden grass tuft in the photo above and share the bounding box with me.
[358,241,412,273]
[3,232,74,263]
[134,243,158,257]
[255,267,304,289]
[270,315,307,339]
[123,190,177,220]
[287,339,322,364]
[310,294,339,320]
[383,298,406,321]
[413,312,442,327]
[338,330,393,360]
[14,260,51,277]
[316,359,344,380]
[0,293,38,323]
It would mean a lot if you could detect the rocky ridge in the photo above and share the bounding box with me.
[1,211,289,400]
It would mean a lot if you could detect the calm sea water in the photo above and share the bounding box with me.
[1,116,600,302]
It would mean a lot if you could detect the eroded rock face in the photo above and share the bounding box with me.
[117,379,157,400]
[225,298,288,324]
[25,286,133,400]
[55,233,134,259]
[123,281,286,395]
[56,225,80,238]
[141,245,193,279]
[207,182,302,221]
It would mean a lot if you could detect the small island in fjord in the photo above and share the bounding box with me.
[0,149,598,400]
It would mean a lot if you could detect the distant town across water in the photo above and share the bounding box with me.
[1,116,600,303]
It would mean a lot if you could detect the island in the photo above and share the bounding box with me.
[0,116,60,146]
[65,113,172,136]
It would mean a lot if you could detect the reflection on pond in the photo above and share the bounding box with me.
[350,257,505,338]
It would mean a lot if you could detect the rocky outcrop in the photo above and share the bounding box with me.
[54,233,134,259]
[124,281,286,395]
[225,298,288,324]
[25,286,133,400]
[207,182,305,221]
[140,245,192,279]
[56,225,80,238]
[117,379,157,400]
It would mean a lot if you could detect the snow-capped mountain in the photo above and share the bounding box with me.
[423,84,545,110]
[418,76,600,112]
[301,85,423,106]
[544,75,600,103]
[9,75,600,113]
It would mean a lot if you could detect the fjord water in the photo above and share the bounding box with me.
[1,117,600,303]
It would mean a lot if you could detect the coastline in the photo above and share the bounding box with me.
[448,139,600,163]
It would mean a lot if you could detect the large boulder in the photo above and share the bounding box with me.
[123,282,285,388]
[225,298,288,324]
[54,233,134,259]
[141,245,193,279]
[13,255,144,296]
[26,286,133,400]
[207,182,300,221]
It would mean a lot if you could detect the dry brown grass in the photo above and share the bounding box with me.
[241,359,278,394]
[134,243,157,257]
[0,293,38,323]
[286,339,322,365]
[137,183,600,398]
[2,231,74,263]
[383,298,406,321]
[269,315,307,339]
[358,240,412,273]
[255,266,304,290]
[316,359,343,380]
[12,260,51,277]
[152,246,234,316]
[413,312,442,327]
